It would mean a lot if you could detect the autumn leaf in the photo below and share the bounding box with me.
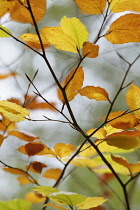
[126,84,140,118]
[0,25,12,37]
[19,33,49,49]
[3,167,27,176]
[26,161,47,173]
[111,155,140,175]
[0,114,16,131]
[79,86,109,101]
[0,72,17,79]
[17,176,36,185]
[0,100,30,122]
[17,142,54,156]
[106,135,140,150]
[0,199,31,210]
[43,168,62,180]
[43,203,69,210]
[76,197,107,209]
[0,0,16,17]
[86,128,107,139]
[40,16,88,53]
[10,0,46,24]
[0,134,4,146]
[54,143,75,158]
[75,0,106,14]
[109,0,140,13]
[78,144,96,158]
[58,67,84,103]
[82,42,99,58]
[8,130,39,142]
[107,111,139,129]
[104,14,140,44]
[25,192,45,203]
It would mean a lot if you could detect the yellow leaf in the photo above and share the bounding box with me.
[0,25,12,38]
[43,168,62,180]
[19,33,49,44]
[17,176,36,185]
[43,203,69,210]
[76,197,107,209]
[60,16,89,49]
[25,192,45,204]
[0,0,16,17]
[109,0,140,13]
[108,111,139,129]
[54,143,75,158]
[75,0,106,14]
[3,167,27,176]
[10,0,46,24]
[104,124,122,136]
[111,155,140,175]
[78,144,96,158]
[69,158,95,168]
[86,128,107,139]
[126,84,140,118]
[40,16,88,53]
[0,100,30,122]
[79,86,109,101]
[82,42,99,58]
[105,14,140,44]
[58,67,84,103]
[106,135,140,150]
[8,130,39,142]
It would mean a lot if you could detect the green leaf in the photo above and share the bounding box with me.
[49,192,86,206]
[32,186,59,196]
[0,199,31,210]
[0,25,12,38]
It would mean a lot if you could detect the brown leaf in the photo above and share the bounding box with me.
[26,161,47,173]
[82,42,99,58]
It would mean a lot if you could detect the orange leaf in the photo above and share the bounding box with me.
[0,114,16,131]
[17,175,36,185]
[3,167,27,176]
[105,14,140,44]
[0,0,16,17]
[111,155,140,175]
[0,134,4,146]
[54,143,75,158]
[58,67,84,103]
[0,72,17,80]
[8,130,39,141]
[82,42,99,58]
[79,86,109,101]
[109,0,140,13]
[43,168,62,180]
[10,0,46,24]
[25,191,45,203]
[75,0,106,14]
[108,111,139,129]
[17,142,54,156]
[26,161,47,173]
[126,84,140,118]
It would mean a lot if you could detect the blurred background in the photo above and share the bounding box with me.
[0,0,140,209]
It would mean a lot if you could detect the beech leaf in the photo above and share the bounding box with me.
[58,67,84,103]
[75,0,106,14]
[76,197,107,209]
[0,100,30,122]
[43,203,69,210]
[0,25,12,37]
[43,168,62,180]
[79,86,109,101]
[104,14,140,44]
[126,84,140,118]
[8,130,39,142]
[109,0,140,13]
[25,192,45,204]
[0,199,31,210]
[54,143,75,158]
[82,42,99,58]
